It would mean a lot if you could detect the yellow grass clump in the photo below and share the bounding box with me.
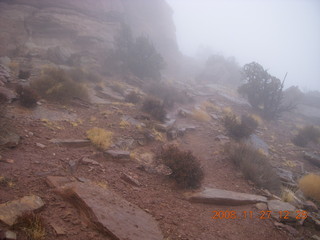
[191,109,211,122]
[201,101,220,112]
[119,120,130,128]
[281,188,295,203]
[14,213,46,240]
[86,127,113,150]
[250,114,263,125]
[299,173,320,202]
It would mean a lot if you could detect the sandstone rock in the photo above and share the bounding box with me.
[0,132,20,148]
[303,200,318,212]
[303,152,320,167]
[0,64,11,84]
[246,134,269,155]
[121,172,141,187]
[312,236,320,240]
[47,176,163,240]
[188,188,267,206]
[267,200,297,222]
[4,230,16,240]
[273,222,299,236]
[275,168,295,184]
[80,157,102,167]
[96,87,124,101]
[104,150,130,160]
[49,139,91,147]
[255,202,268,210]
[36,143,46,149]
[0,195,45,226]
[50,222,66,235]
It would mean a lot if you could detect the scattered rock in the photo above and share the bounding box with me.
[0,132,20,148]
[0,87,16,102]
[4,230,16,240]
[104,150,131,160]
[49,139,91,147]
[267,200,297,222]
[303,200,318,212]
[210,113,219,120]
[121,172,141,187]
[255,202,268,210]
[0,195,45,226]
[303,152,320,167]
[96,87,124,101]
[305,214,320,230]
[36,143,46,149]
[47,177,163,240]
[0,64,11,84]
[114,138,136,150]
[178,108,191,118]
[273,222,299,236]
[188,188,267,206]
[154,164,172,176]
[80,157,102,167]
[167,129,178,140]
[47,46,72,65]
[68,160,78,173]
[215,134,229,142]
[50,222,66,236]
[312,236,320,240]
[246,134,269,155]
[121,115,145,127]
[275,168,295,184]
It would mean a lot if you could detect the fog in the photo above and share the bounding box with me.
[167,0,320,91]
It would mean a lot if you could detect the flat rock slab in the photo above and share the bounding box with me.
[47,176,163,240]
[267,200,297,222]
[0,195,45,226]
[304,152,320,167]
[49,139,91,147]
[188,188,267,206]
[104,150,130,160]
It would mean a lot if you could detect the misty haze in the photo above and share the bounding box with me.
[0,1,319,240]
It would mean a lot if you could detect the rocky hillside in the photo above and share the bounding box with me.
[0,0,179,70]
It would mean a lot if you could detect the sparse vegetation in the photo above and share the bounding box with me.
[13,212,46,240]
[281,188,295,203]
[142,97,166,122]
[299,173,320,202]
[16,85,39,108]
[86,127,113,150]
[191,108,211,122]
[238,62,294,119]
[161,145,204,189]
[292,125,320,147]
[223,114,258,139]
[125,91,141,103]
[227,143,281,194]
[68,67,101,83]
[31,67,89,103]
[114,25,165,81]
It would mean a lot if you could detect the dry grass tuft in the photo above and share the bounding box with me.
[227,143,281,194]
[299,173,320,202]
[191,109,211,122]
[13,212,46,240]
[31,67,89,103]
[281,188,296,203]
[292,125,320,147]
[86,127,113,150]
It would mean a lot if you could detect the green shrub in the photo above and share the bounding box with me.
[16,85,38,108]
[31,67,88,103]
[238,62,294,119]
[161,145,204,189]
[227,143,281,194]
[223,114,258,139]
[292,125,320,147]
[142,97,166,122]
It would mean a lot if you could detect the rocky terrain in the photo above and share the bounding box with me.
[0,1,320,240]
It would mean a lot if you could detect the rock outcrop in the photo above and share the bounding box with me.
[0,0,180,71]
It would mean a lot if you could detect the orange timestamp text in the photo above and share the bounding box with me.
[211,210,308,220]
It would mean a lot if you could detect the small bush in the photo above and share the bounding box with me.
[13,212,46,240]
[161,145,204,189]
[191,109,211,122]
[299,173,320,202]
[31,67,88,103]
[223,114,258,139]
[292,125,320,147]
[16,85,39,108]
[142,97,166,122]
[87,127,113,150]
[227,143,281,194]
[125,91,141,103]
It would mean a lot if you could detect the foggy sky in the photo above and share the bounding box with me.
[167,0,320,91]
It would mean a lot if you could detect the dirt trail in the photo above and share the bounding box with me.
[0,83,314,240]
